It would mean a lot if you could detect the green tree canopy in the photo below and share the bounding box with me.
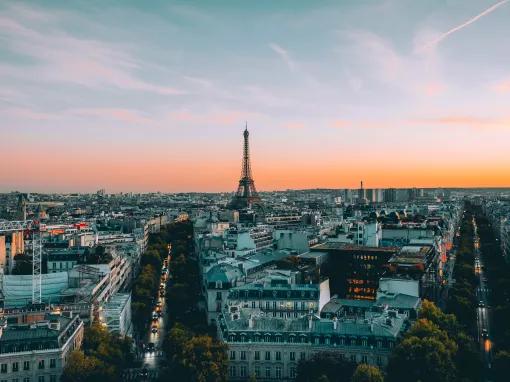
[351,364,384,382]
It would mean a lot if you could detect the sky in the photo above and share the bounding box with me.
[1,0,510,193]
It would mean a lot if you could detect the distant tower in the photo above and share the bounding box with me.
[358,180,364,199]
[229,123,262,209]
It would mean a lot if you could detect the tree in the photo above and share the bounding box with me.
[64,322,134,382]
[405,319,457,355]
[493,351,510,382]
[164,323,191,361]
[351,364,383,382]
[181,335,228,382]
[61,350,113,382]
[296,353,356,382]
[386,336,456,382]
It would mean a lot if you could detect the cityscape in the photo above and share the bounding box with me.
[2,1,510,382]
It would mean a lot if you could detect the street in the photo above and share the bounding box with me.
[473,218,493,375]
[137,256,171,378]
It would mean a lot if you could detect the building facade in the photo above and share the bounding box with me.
[0,312,84,382]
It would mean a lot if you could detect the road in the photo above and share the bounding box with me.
[133,257,170,380]
[473,218,493,376]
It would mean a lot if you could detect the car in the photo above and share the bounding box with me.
[479,301,485,308]
[151,326,158,334]
[152,311,158,320]
[138,368,149,380]
[147,343,155,352]
[158,311,163,318]
[160,290,165,297]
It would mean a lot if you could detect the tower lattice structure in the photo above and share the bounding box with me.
[229,124,262,209]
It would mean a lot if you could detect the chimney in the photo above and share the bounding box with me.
[308,314,313,330]
[49,320,61,331]
[248,315,254,329]
[333,317,338,330]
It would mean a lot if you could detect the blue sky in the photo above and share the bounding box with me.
[1,0,510,192]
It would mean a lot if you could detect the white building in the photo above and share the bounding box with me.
[0,312,84,382]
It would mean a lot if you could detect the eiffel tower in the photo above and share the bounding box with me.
[229,123,262,209]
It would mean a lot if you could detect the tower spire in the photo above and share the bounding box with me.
[229,123,262,209]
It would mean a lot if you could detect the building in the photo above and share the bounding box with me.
[46,248,86,273]
[311,243,397,300]
[99,292,132,337]
[220,309,405,381]
[386,245,440,300]
[225,273,330,319]
[205,263,245,325]
[0,231,24,275]
[0,311,84,382]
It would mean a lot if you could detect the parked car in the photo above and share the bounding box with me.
[138,368,149,380]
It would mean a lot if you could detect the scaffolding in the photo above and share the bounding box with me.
[32,233,42,304]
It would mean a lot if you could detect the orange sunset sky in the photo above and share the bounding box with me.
[1,1,510,192]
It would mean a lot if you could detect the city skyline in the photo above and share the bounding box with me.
[2,0,510,193]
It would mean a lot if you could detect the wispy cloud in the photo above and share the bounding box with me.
[69,108,153,125]
[413,115,510,129]
[491,78,510,93]
[420,0,509,51]
[282,122,305,129]
[269,42,297,72]
[0,5,183,95]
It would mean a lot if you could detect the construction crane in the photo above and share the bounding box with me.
[0,219,44,305]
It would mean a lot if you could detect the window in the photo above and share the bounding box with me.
[229,351,236,360]
[12,363,19,372]
[255,366,260,378]
[49,359,56,369]
[252,301,256,308]
[265,351,271,361]
[0,364,6,374]
[254,351,260,361]
[275,351,281,361]
[240,366,247,378]
[290,367,297,379]
[23,378,30,382]
[300,352,306,360]
[362,355,368,363]
[350,355,356,363]
[38,377,44,382]
[290,352,295,361]
[50,377,57,382]
[240,351,246,360]
[276,367,282,378]
[265,367,271,379]
[23,362,29,371]
[38,360,44,370]
[229,366,236,377]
